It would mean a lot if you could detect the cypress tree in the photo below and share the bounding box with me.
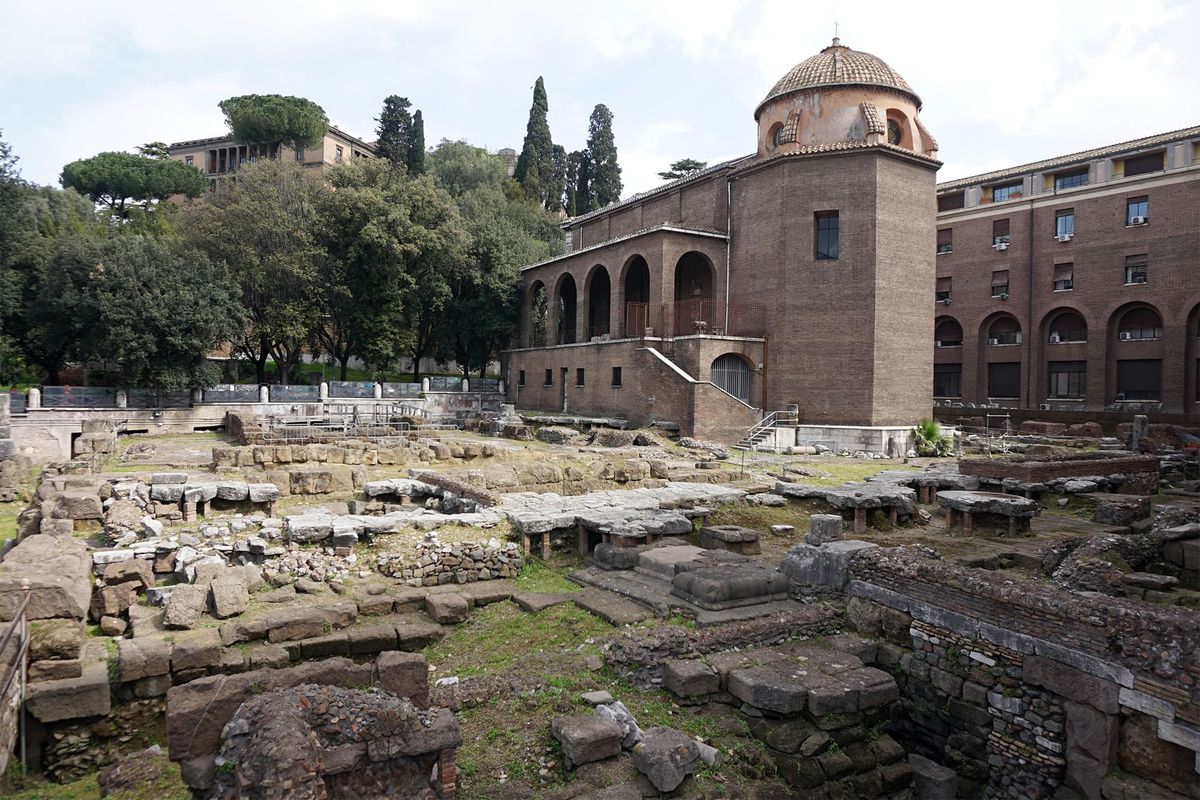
[586,104,622,208]
[564,149,582,216]
[375,96,413,170]
[514,77,555,205]
[407,110,426,176]
[573,150,593,215]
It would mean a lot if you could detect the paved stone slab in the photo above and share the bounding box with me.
[513,592,574,613]
[572,588,651,626]
[425,593,469,624]
[25,645,111,722]
[664,659,719,698]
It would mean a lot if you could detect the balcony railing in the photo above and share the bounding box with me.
[664,299,767,338]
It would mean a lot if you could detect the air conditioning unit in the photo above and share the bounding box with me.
[940,297,952,306]
[993,242,1009,251]
[1130,215,1147,225]
[1116,393,1126,401]
[1049,333,1062,343]
[999,292,1009,301]
[1055,234,1073,242]
[1039,403,1051,411]
[1119,331,1133,340]
[988,338,1000,346]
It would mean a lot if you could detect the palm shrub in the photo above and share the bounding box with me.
[911,419,952,457]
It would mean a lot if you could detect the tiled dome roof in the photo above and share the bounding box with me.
[757,40,919,116]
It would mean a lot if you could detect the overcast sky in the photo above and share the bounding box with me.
[3,0,1198,197]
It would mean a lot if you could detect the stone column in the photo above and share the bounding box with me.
[115,390,127,409]
[461,379,469,393]
[1130,414,1148,452]
[374,383,383,400]
[258,385,270,404]
[319,382,329,401]
[27,388,40,410]
[422,378,431,393]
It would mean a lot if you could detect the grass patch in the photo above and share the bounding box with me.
[513,560,580,594]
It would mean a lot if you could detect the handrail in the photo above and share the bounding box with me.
[0,586,30,773]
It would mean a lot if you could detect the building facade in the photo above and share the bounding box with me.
[167,125,375,183]
[933,127,1200,415]
[504,40,940,445]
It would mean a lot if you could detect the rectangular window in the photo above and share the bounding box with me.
[1122,152,1163,177]
[936,228,953,254]
[518,370,525,387]
[992,182,1022,202]
[611,366,622,387]
[295,147,305,162]
[991,270,1010,298]
[934,364,962,398]
[988,363,1021,399]
[1054,209,1075,238]
[544,369,553,386]
[1053,263,1074,291]
[1117,359,1161,400]
[1125,254,1148,285]
[936,276,952,303]
[1048,361,1086,399]
[992,219,1011,247]
[576,368,585,386]
[335,145,344,163]
[184,155,194,166]
[1053,168,1088,190]
[938,192,965,212]
[1126,196,1149,225]
[814,211,839,260]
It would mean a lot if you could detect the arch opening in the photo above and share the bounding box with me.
[586,266,611,338]
[528,281,547,347]
[1117,307,1163,341]
[1048,311,1087,343]
[555,274,578,345]
[673,252,717,336]
[935,319,963,348]
[711,353,752,404]
[987,316,1022,346]
[623,256,650,336]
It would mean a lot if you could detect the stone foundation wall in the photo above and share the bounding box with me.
[958,454,1160,489]
[377,539,523,584]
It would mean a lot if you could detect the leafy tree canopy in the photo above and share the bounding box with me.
[219,94,329,152]
[137,141,172,160]
[60,151,207,217]
[427,139,508,197]
[658,158,707,180]
[375,95,414,170]
[585,104,622,209]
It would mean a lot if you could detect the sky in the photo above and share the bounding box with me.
[3,0,1199,198]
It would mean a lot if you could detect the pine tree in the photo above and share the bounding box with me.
[514,77,555,206]
[658,158,707,180]
[586,104,622,208]
[407,110,426,176]
[375,96,413,170]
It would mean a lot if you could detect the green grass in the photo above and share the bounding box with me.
[512,560,580,594]
[0,760,189,800]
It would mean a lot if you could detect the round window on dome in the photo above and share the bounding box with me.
[769,123,784,148]
[887,119,902,146]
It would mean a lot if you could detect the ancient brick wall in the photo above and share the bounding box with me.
[957,453,1160,484]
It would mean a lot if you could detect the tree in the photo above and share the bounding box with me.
[547,144,566,213]
[513,77,556,208]
[573,149,593,215]
[427,140,507,196]
[61,151,207,219]
[183,159,324,384]
[0,131,29,372]
[86,238,242,390]
[137,142,172,160]
[585,104,622,208]
[408,110,426,176]
[375,95,414,170]
[564,149,584,216]
[218,94,328,154]
[658,158,707,180]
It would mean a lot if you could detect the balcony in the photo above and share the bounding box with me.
[621,300,766,338]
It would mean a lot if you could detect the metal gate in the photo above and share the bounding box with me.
[711,354,751,403]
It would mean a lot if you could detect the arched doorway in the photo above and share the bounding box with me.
[1047,311,1087,344]
[528,281,547,347]
[1109,304,1164,403]
[623,255,650,336]
[711,354,752,403]
[673,252,716,335]
[585,266,611,338]
[555,274,578,345]
[934,319,963,348]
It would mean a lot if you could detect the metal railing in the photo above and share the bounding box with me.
[663,300,768,338]
[41,386,116,408]
[269,384,321,403]
[381,382,422,398]
[0,587,30,774]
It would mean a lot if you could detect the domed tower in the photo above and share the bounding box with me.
[754,39,937,160]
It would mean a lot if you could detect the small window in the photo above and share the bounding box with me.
[1053,263,1074,291]
[1117,359,1161,400]
[1054,209,1075,238]
[987,362,1021,399]
[576,368,585,386]
[184,155,194,166]
[991,270,1010,298]
[770,123,784,148]
[1122,152,1163,177]
[611,366,622,387]
[1127,197,1149,225]
[992,182,1022,203]
[934,363,962,398]
[992,219,1011,247]
[296,147,305,162]
[936,277,952,303]
[814,211,839,260]
[518,370,526,387]
[938,192,965,212]
[1053,168,1088,190]
[335,145,344,163]
[936,228,953,254]
[1125,255,1148,285]
[887,119,902,146]
[1048,361,1086,399]
[544,369,553,386]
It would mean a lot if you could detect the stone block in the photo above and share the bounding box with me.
[394,621,445,650]
[119,637,171,682]
[347,623,398,655]
[551,714,623,769]
[908,753,956,800]
[0,534,92,621]
[29,619,83,661]
[780,540,877,591]
[163,584,208,630]
[171,629,222,672]
[664,659,719,698]
[806,513,844,545]
[632,726,701,792]
[209,574,249,619]
[376,651,429,706]
[102,558,154,590]
[1023,654,1119,713]
[594,700,643,749]
[425,593,469,624]
[25,658,111,722]
[29,659,83,682]
[728,666,808,715]
[265,601,356,643]
[152,472,188,485]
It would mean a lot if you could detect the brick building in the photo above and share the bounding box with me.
[933,126,1200,414]
[167,125,375,185]
[504,40,940,447]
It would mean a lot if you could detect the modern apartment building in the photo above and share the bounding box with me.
[166,125,375,182]
[933,126,1200,414]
